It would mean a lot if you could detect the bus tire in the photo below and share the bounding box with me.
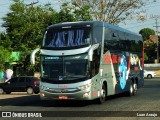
[133,83,138,95]
[127,82,134,96]
[96,83,107,104]
[0,87,4,94]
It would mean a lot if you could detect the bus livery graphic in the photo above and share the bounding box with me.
[119,55,127,90]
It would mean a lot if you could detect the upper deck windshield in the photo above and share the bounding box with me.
[41,54,90,83]
[43,27,91,48]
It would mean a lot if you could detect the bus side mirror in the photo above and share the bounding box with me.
[113,33,117,37]
[30,48,40,64]
[88,44,99,61]
[88,51,93,61]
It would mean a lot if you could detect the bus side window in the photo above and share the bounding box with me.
[118,31,126,51]
[125,33,132,52]
[93,27,103,44]
[111,30,119,51]
[91,50,100,77]
[104,28,112,53]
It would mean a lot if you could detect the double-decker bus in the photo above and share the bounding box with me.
[31,21,144,103]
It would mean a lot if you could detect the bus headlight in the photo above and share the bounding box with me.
[77,83,93,90]
[41,85,49,90]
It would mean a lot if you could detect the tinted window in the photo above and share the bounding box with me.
[43,27,91,47]
[104,28,142,53]
[26,78,31,82]
[131,39,143,52]
[104,28,119,52]
[19,77,26,82]
[93,27,103,44]
[119,31,127,51]
[10,78,18,83]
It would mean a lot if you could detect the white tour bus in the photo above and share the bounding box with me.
[31,21,144,103]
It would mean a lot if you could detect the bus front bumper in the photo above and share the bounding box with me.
[40,90,100,101]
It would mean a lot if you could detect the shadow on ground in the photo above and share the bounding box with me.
[0,92,129,108]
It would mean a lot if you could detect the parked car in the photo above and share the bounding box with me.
[144,70,156,78]
[0,76,40,94]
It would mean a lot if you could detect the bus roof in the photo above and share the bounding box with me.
[47,21,141,37]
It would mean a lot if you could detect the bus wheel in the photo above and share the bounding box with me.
[96,84,107,104]
[127,83,134,96]
[133,83,138,95]
[0,87,4,94]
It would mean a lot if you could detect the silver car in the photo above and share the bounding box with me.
[144,70,156,78]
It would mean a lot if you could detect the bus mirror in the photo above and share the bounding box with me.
[88,44,99,61]
[30,48,40,65]
[88,52,93,61]
[113,33,117,37]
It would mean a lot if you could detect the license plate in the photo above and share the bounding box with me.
[59,96,68,100]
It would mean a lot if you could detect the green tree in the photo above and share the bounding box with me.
[140,28,156,63]
[139,28,155,41]
[0,33,12,71]
[2,0,92,75]
[144,43,157,63]
[57,2,92,22]
[2,0,58,74]
[144,53,148,62]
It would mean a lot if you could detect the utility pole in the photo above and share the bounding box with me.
[151,15,160,63]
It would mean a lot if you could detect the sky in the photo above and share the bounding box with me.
[0,0,61,32]
[0,0,160,34]
[119,0,160,34]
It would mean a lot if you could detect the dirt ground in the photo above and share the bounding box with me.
[154,70,160,76]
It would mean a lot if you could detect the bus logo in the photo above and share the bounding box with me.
[59,76,63,80]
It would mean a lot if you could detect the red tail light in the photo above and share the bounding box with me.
[34,81,38,86]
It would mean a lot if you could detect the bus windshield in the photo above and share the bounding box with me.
[43,27,91,47]
[41,54,89,81]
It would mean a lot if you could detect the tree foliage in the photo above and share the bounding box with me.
[2,0,55,73]
[139,28,157,63]
[144,43,157,63]
[139,28,155,41]
[69,0,147,25]
[0,33,12,71]
[1,0,92,75]
[57,2,92,22]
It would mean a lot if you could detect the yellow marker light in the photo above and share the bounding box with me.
[41,93,45,97]
[83,92,89,98]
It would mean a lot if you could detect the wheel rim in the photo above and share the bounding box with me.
[100,85,106,102]
[133,83,137,95]
[148,75,152,78]
[27,88,33,94]
[0,88,4,94]
[130,85,133,95]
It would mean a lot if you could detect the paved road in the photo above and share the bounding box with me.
[0,78,160,120]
